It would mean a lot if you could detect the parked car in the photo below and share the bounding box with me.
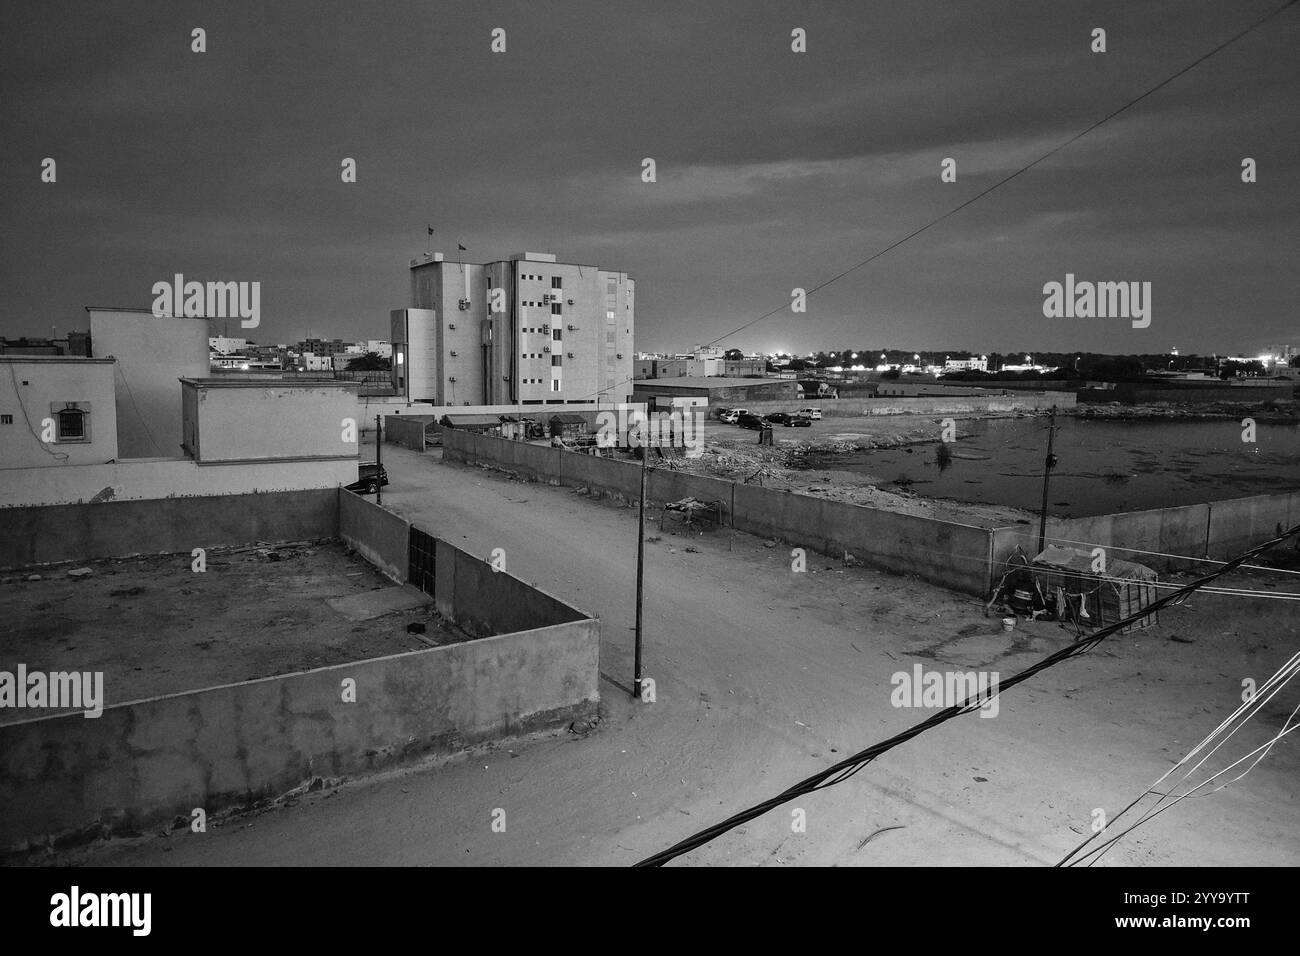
[719,407,748,424]
[766,411,812,427]
[346,462,389,495]
[736,413,766,430]
[795,407,823,420]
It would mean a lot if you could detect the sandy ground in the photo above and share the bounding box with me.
[34,444,1299,867]
[0,542,464,721]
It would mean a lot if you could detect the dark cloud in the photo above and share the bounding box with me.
[1,0,1295,353]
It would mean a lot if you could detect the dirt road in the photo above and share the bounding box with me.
[56,446,1300,867]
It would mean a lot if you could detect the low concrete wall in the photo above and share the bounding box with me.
[0,457,357,509]
[0,489,339,570]
[718,393,1074,419]
[383,415,432,452]
[445,430,995,596]
[990,490,1300,574]
[0,621,598,852]
[1204,491,1300,560]
[339,488,410,581]
[434,537,587,636]
[1079,383,1294,404]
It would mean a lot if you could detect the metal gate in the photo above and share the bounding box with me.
[409,526,436,596]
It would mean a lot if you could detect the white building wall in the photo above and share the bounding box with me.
[89,308,209,458]
[181,381,359,463]
[0,358,119,467]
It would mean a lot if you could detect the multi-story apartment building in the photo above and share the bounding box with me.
[392,251,634,406]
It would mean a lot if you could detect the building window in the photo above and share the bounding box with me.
[552,356,562,366]
[552,329,562,341]
[551,277,562,289]
[0,414,12,425]
[552,379,561,392]
[56,407,87,441]
[551,303,561,315]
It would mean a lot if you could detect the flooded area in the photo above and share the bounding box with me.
[808,417,1300,517]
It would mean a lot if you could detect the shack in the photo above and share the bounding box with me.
[549,413,589,439]
[1031,545,1158,633]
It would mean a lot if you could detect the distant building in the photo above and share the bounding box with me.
[0,332,91,357]
[722,358,766,377]
[394,251,634,406]
[631,376,799,411]
[209,336,248,355]
[943,356,988,373]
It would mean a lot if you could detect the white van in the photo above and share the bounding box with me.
[796,407,822,420]
[719,407,749,424]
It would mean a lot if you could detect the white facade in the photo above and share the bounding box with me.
[208,336,248,355]
[89,307,209,458]
[0,357,119,468]
[180,379,359,463]
[944,357,988,372]
[396,251,634,406]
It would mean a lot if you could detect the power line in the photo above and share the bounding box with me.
[633,520,1300,866]
[1058,651,1300,866]
[580,0,1298,404]
[5,359,69,462]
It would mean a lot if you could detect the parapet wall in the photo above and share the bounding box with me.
[0,620,598,852]
[0,489,339,570]
[0,490,599,853]
[0,457,356,509]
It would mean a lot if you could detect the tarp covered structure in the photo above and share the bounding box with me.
[1031,544,1159,633]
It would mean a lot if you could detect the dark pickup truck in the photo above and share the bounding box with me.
[346,462,389,495]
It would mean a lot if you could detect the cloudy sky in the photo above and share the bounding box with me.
[1,0,1296,355]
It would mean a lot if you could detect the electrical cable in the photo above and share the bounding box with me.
[580,0,1299,405]
[6,359,70,462]
[113,362,166,457]
[632,520,1300,866]
[1058,652,1300,866]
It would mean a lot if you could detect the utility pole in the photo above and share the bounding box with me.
[375,414,383,506]
[1037,405,1058,555]
[634,424,648,699]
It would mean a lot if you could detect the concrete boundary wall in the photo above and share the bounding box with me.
[339,489,410,581]
[444,430,994,595]
[0,489,339,570]
[711,393,1075,419]
[383,416,432,452]
[990,490,1300,574]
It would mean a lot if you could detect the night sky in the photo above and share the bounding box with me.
[2,0,1296,355]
